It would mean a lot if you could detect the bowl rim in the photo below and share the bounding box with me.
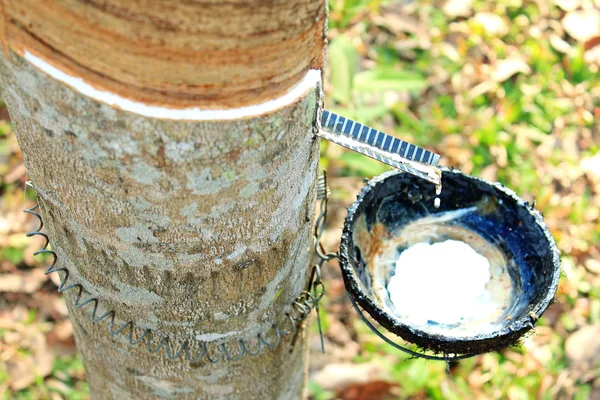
[339,168,561,354]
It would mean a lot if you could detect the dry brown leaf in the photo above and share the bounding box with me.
[585,36,600,52]
[1,311,55,392]
[554,0,582,12]
[23,241,40,266]
[49,297,69,317]
[472,12,509,36]
[581,155,600,179]
[584,44,600,64]
[6,357,36,391]
[312,362,383,392]
[442,0,474,18]
[0,209,30,238]
[550,33,575,55]
[562,9,600,42]
[480,164,498,182]
[0,269,46,293]
[491,58,531,82]
[33,334,54,378]
[49,270,62,288]
[2,163,26,184]
[565,323,600,365]
[468,368,494,388]
[337,380,398,400]
[467,81,499,99]
[326,315,353,346]
[50,392,64,400]
[52,320,74,341]
[584,259,600,274]
[46,378,71,395]
[372,13,420,35]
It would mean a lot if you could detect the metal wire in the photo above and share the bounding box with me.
[25,167,479,368]
[24,179,329,363]
[347,292,476,363]
[315,172,338,262]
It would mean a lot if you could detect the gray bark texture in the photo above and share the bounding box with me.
[0,47,322,398]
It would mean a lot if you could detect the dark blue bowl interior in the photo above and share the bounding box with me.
[340,169,561,354]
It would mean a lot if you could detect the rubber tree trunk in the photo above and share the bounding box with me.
[0,1,326,399]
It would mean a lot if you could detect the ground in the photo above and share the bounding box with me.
[1,0,599,399]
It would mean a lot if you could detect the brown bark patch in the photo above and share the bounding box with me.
[1,0,326,109]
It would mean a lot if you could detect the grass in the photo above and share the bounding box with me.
[311,0,599,398]
[0,0,599,398]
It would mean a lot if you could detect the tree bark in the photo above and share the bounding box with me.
[0,1,326,399]
[0,0,326,109]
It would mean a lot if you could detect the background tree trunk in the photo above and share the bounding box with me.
[0,1,326,398]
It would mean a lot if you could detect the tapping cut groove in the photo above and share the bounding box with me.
[0,0,326,109]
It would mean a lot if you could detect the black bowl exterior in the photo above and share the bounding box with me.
[339,168,561,355]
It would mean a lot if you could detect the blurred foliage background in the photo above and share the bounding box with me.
[1,0,599,399]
